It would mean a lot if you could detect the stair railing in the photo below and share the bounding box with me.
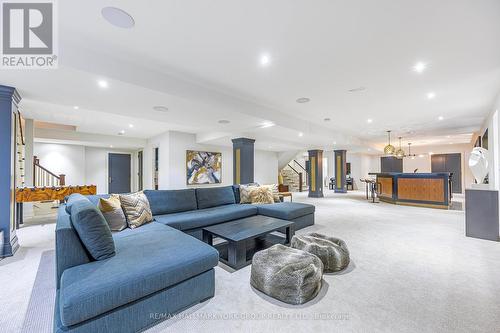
[286,164,303,192]
[33,156,65,187]
[293,159,308,187]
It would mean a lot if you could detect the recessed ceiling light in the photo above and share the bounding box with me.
[98,80,109,89]
[367,119,373,123]
[218,119,230,124]
[102,7,135,29]
[153,106,169,112]
[418,154,424,158]
[118,130,125,135]
[73,106,79,110]
[260,54,271,66]
[261,121,275,128]
[110,145,114,148]
[333,141,337,145]
[446,135,451,138]
[298,132,304,137]
[296,97,310,103]
[324,117,331,122]
[438,116,444,121]
[413,61,427,73]
[427,92,436,99]
[128,124,134,128]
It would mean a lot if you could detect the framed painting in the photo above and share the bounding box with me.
[186,150,222,185]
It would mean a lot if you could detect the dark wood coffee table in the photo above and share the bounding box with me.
[202,216,294,270]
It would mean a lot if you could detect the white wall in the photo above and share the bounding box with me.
[144,130,279,190]
[346,153,379,190]
[168,131,233,189]
[33,142,138,193]
[34,143,86,185]
[255,150,279,184]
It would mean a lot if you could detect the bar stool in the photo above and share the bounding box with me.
[364,179,378,203]
[360,178,369,199]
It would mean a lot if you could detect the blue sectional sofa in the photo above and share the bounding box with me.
[55,185,314,332]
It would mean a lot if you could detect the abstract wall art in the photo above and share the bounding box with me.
[186,150,222,185]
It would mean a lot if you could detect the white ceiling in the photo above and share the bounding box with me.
[2,0,500,152]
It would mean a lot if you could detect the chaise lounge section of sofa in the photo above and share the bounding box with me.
[54,195,219,333]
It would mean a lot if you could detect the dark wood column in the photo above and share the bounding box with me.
[308,150,323,198]
[232,138,255,184]
[0,85,20,258]
[334,150,347,193]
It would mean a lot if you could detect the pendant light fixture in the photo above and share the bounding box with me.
[384,130,396,155]
[395,137,405,159]
[407,143,416,159]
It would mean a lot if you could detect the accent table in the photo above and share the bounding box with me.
[202,215,294,270]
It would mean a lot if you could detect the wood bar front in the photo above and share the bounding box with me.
[369,173,451,209]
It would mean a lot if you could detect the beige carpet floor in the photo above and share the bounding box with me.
[1,190,499,333]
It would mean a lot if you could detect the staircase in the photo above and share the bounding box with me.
[281,160,309,193]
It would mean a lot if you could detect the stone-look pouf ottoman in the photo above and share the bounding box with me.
[250,244,323,305]
[291,233,350,273]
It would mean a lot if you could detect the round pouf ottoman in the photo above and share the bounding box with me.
[291,233,350,273]
[250,244,323,305]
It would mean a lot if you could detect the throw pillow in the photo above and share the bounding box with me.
[250,187,274,204]
[262,184,280,203]
[70,199,115,260]
[98,194,127,231]
[119,191,153,229]
[239,184,260,204]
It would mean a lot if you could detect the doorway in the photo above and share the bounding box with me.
[431,153,462,193]
[138,151,143,191]
[108,153,131,194]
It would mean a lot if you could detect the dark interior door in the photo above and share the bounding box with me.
[431,153,462,193]
[109,153,131,194]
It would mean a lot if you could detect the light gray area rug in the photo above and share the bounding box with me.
[4,191,500,333]
[21,250,55,333]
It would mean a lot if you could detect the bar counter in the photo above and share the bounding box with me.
[368,172,452,209]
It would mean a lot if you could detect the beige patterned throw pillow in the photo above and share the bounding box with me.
[98,195,127,231]
[239,184,260,204]
[261,184,280,203]
[119,192,152,229]
[250,187,274,204]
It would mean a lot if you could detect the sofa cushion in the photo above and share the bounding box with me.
[86,194,111,207]
[143,189,197,215]
[232,185,241,204]
[196,186,236,209]
[98,195,127,231]
[154,204,258,231]
[257,202,315,220]
[250,187,274,204]
[59,222,218,327]
[65,193,89,214]
[70,199,116,261]
[239,184,260,204]
[119,192,153,229]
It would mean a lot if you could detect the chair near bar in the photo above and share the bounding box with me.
[360,178,379,203]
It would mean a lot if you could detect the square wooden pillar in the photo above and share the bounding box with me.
[334,149,347,193]
[232,138,255,184]
[308,150,323,198]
